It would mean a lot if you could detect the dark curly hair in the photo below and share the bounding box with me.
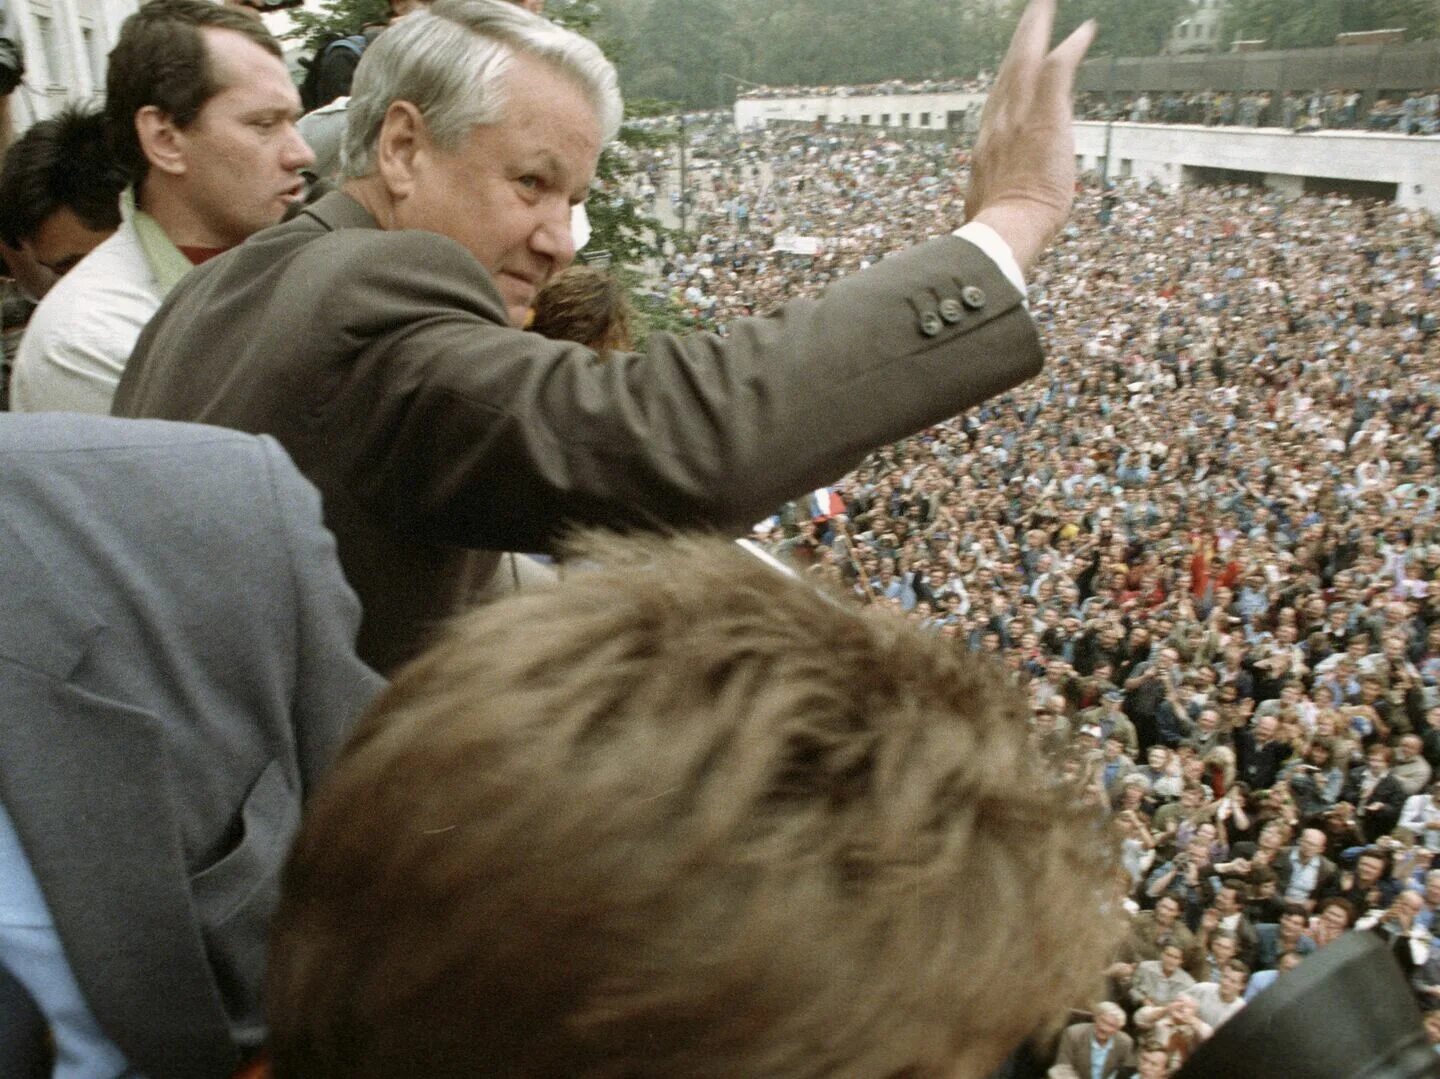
[0,104,126,250]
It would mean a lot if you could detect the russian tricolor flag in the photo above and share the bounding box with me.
[810,487,846,521]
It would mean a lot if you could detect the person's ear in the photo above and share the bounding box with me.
[134,106,188,177]
[375,100,429,200]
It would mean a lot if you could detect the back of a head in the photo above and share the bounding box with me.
[529,265,634,355]
[268,535,1122,1078]
[104,0,282,182]
[340,0,620,181]
[0,103,125,251]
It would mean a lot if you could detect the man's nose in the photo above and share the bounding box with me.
[285,124,318,171]
[531,202,576,267]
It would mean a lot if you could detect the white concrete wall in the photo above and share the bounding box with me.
[1074,121,1440,214]
[734,91,986,134]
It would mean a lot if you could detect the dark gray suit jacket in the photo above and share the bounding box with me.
[0,415,382,1078]
[114,192,1044,673]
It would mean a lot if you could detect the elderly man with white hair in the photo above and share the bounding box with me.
[116,0,1098,674]
[1048,1002,1134,1079]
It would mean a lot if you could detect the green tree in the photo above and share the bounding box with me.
[1226,0,1340,49]
[625,0,747,106]
[608,0,1029,104]
[1228,0,1439,48]
[288,0,388,49]
[588,103,676,273]
[1054,0,1191,56]
[1340,0,1440,39]
[557,0,674,274]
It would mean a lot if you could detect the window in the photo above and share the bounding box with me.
[34,14,65,86]
[900,112,910,126]
[81,27,99,84]
[920,111,930,126]
[880,113,890,125]
[860,114,870,124]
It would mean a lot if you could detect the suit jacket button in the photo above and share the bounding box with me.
[961,285,987,310]
[918,311,943,337]
[938,297,964,323]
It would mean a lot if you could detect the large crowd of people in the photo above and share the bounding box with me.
[1078,87,1440,133]
[737,77,1440,134]
[2,0,1439,1070]
[737,75,993,100]
[647,120,1440,1070]
[0,0,1143,1075]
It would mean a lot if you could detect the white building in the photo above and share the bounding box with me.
[1169,0,1230,55]
[5,0,299,134]
[730,89,1440,216]
[733,91,985,136]
[1074,120,1440,215]
[7,0,137,131]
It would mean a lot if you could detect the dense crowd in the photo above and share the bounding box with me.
[737,75,992,99]
[654,122,1440,1070]
[1078,87,1440,134]
[5,0,1440,1063]
[735,77,1440,134]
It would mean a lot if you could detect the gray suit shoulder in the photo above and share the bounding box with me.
[0,413,271,457]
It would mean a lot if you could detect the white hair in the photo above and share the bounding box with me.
[341,0,621,180]
[1094,1001,1126,1024]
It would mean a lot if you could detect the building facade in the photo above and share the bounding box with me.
[1169,0,1229,55]
[733,91,986,136]
[7,0,137,131]
[4,0,301,135]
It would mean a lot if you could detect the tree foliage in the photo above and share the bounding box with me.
[1227,0,1440,50]
[287,0,388,49]
[1053,0,1191,57]
[601,0,1032,107]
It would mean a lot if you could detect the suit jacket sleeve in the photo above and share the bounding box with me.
[1341,772,1361,805]
[1375,776,1408,827]
[259,435,385,793]
[339,231,1042,551]
[1050,1027,1089,1076]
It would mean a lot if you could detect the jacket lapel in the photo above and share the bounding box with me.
[0,660,237,1078]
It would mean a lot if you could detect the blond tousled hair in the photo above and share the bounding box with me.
[268,533,1123,1078]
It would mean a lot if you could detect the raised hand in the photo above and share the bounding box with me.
[966,0,1098,271]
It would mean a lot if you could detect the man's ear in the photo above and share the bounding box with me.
[374,101,429,201]
[134,106,187,177]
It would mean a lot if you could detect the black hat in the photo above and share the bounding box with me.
[1178,931,1440,1079]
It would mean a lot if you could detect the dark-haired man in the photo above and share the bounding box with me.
[0,104,125,276]
[10,0,312,414]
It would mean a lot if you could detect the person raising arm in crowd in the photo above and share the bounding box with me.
[113,0,1098,674]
